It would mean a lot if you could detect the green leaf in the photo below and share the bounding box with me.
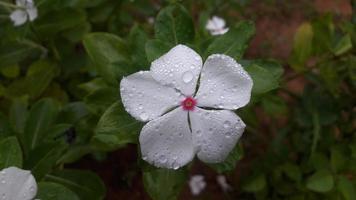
[205,21,255,59]
[23,98,59,153]
[145,39,172,62]
[129,25,149,68]
[37,182,80,200]
[24,142,67,181]
[209,143,243,173]
[330,147,346,172]
[34,9,86,37]
[290,22,313,72]
[143,168,188,200]
[306,169,334,193]
[281,163,302,182]
[245,64,279,94]
[46,170,106,200]
[332,34,353,56]
[92,102,141,151]
[57,102,89,124]
[0,137,23,169]
[26,60,59,99]
[83,33,130,85]
[0,41,38,68]
[0,65,20,78]
[337,176,356,200]
[84,86,119,114]
[155,4,194,45]
[242,173,267,192]
[261,95,288,116]
[9,97,28,134]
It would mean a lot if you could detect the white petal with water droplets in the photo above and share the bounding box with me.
[195,54,253,110]
[0,167,37,200]
[190,107,245,163]
[120,71,182,122]
[139,108,195,169]
[150,44,203,96]
[10,10,28,26]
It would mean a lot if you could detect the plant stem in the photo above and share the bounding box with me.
[310,112,320,157]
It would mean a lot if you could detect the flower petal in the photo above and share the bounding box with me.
[0,167,37,200]
[150,44,203,96]
[120,71,182,122]
[195,54,253,110]
[27,7,38,21]
[9,10,28,26]
[190,107,245,163]
[139,107,195,169]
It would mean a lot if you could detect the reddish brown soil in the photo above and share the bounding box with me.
[71,0,352,199]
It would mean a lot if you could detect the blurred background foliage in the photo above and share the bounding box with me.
[0,0,355,199]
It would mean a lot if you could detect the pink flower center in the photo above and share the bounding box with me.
[181,97,197,111]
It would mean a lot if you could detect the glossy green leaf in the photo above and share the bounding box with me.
[205,21,255,59]
[245,64,279,94]
[37,182,80,200]
[306,169,334,193]
[0,41,38,68]
[46,170,106,200]
[290,22,313,72]
[0,137,23,169]
[143,168,188,200]
[155,4,194,45]
[0,65,20,78]
[332,34,352,56]
[92,102,141,151]
[337,176,356,200]
[23,99,59,153]
[9,97,28,134]
[24,142,68,180]
[129,25,149,68]
[145,39,172,62]
[83,33,130,85]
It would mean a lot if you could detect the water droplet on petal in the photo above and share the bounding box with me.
[182,71,193,83]
[223,120,231,128]
[140,113,148,121]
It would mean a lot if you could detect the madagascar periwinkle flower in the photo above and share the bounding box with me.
[10,0,38,26]
[0,167,37,200]
[206,16,229,35]
[189,175,206,196]
[120,45,253,169]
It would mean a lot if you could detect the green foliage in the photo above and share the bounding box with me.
[0,0,354,199]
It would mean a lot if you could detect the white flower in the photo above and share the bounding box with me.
[10,0,38,26]
[120,44,253,169]
[0,167,38,200]
[216,175,232,192]
[189,175,206,196]
[206,16,229,35]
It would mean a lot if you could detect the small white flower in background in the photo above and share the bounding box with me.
[189,175,206,196]
[0,167,38,200]
[216,175,232,192]
[147,17,155,24]
[10,0,38,26]
[120,44,253,169]
[206,16,229,35]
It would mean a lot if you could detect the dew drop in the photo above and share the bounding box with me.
[182,71,193,83]
[140,113,148,121]
[223,120,231,128]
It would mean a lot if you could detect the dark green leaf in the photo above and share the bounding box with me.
[83,33,130,85]
[155,4,195,45]
[143,168,188,200]
[37,182,80,200]
[306,169,334,193]
[337,176,356,200]
[245,64,279,94]
[46,170,106,200]
[205,21,255,59]
[145,39,172,62]
[92,102,141,151]
[0,137,23,168]
[290,22,313,72]
[242,174,267,192]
